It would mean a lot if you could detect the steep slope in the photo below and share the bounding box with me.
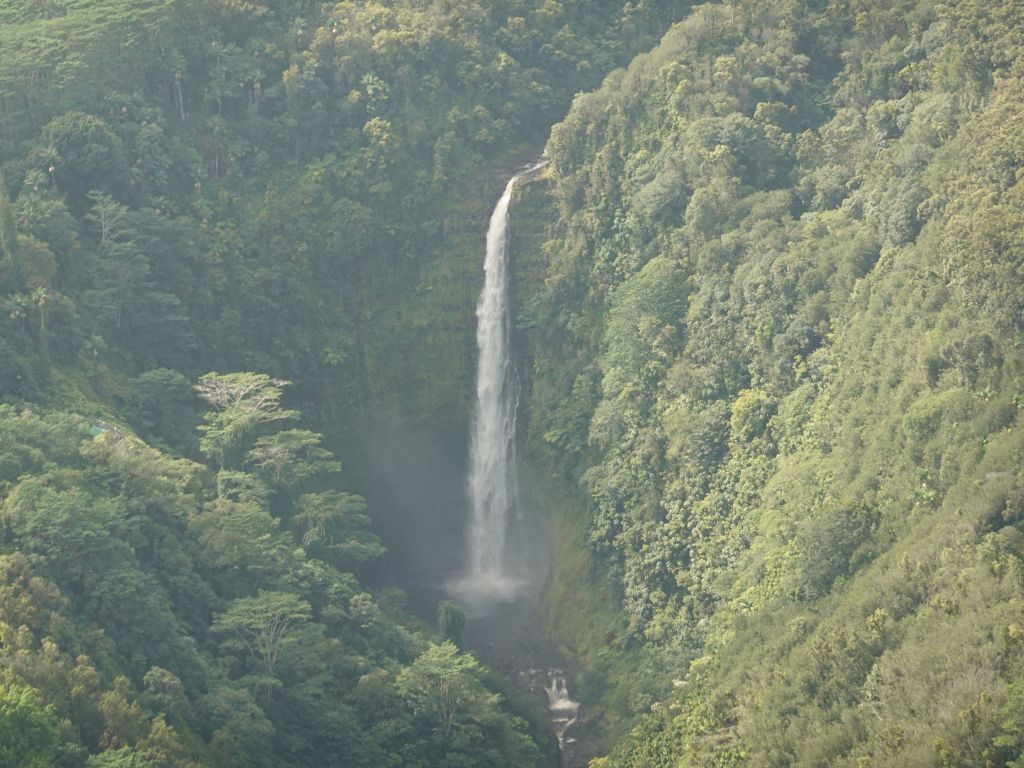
[0,0,683,441]
[0,0,692,765]
[4,0,1024,764]
[518,0,1024,763]
[0,394,546,767]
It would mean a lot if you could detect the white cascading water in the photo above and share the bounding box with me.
[448,161,546,606]
[545,673,581,766]
[468,173,519,584]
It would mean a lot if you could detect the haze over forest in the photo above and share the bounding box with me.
[0,0,1023,766]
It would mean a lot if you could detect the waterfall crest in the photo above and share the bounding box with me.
[448,160,546,607]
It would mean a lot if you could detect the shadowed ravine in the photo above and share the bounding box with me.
[362,160,584,765]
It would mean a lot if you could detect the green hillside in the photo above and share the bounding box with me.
[0,0,680,764]
[1,0,1023,765]
[519,0,1024,764]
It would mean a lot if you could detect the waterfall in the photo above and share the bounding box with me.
[448,160,546,607]
[468,173,519,583]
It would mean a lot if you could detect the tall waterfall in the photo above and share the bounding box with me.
[449,161,545,606]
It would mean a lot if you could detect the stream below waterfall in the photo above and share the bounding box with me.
[462,587,585,768]
[544,672,582,766]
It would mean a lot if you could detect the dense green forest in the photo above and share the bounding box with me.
[0,0,679,765]
[1,0,1023,765]
[516,0,1024,764]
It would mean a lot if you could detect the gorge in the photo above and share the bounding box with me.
[0,0,1022,766]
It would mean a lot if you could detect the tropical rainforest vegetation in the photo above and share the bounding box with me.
[0,0,679,764]
[517,0,1024,764]
[0,0,1022,765]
